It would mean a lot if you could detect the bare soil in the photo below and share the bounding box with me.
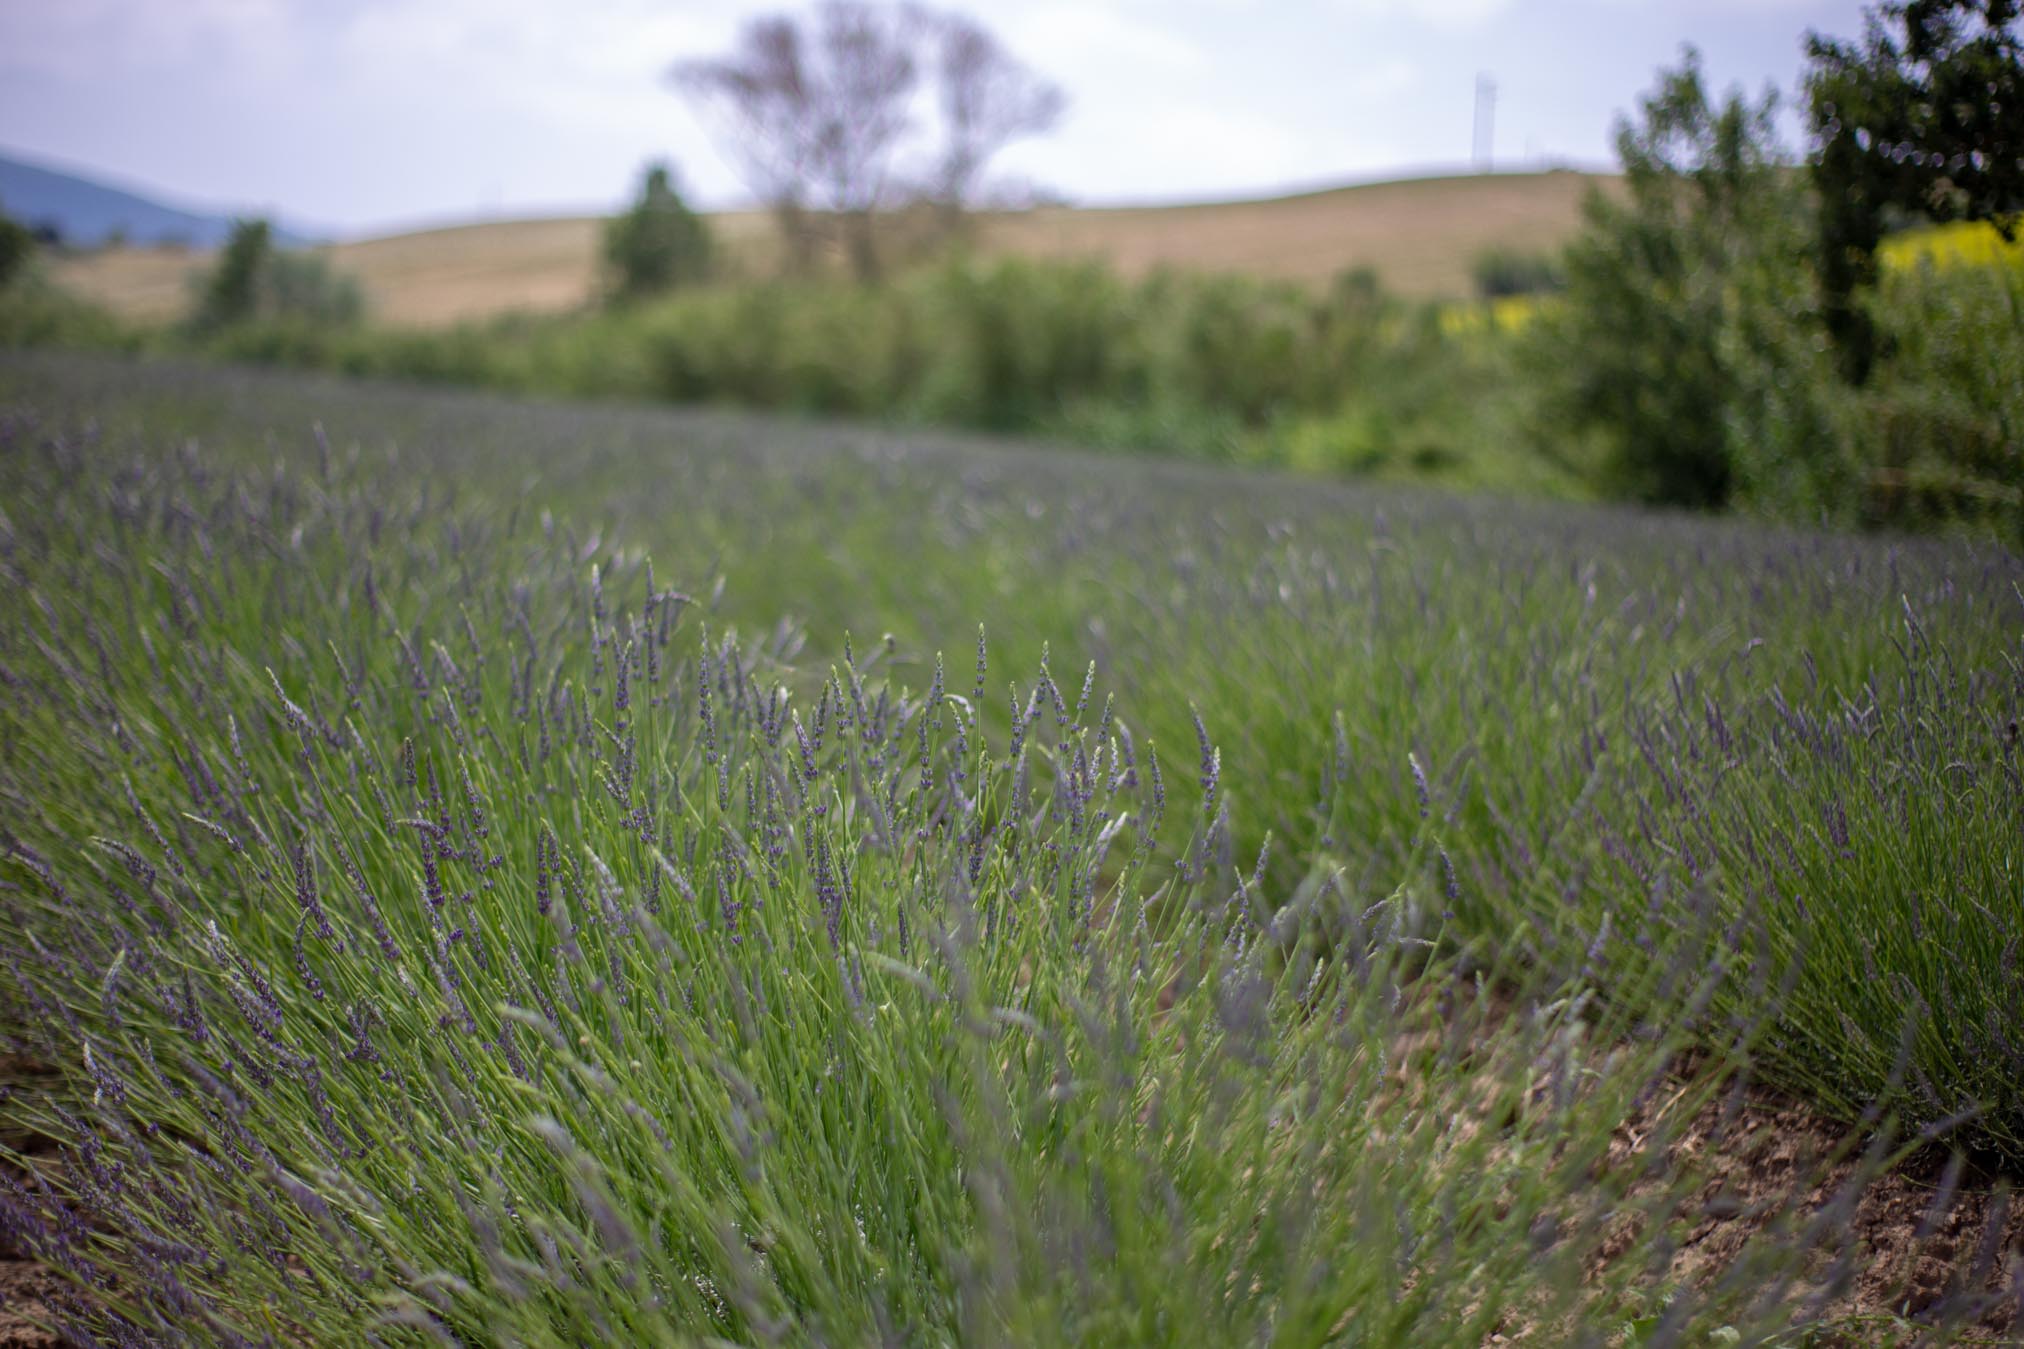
[0,1261,63,1349]
[1594,1073,2024,1343]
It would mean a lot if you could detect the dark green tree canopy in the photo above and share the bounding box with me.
[187,218,364,333]
[603,161,714,302]
[193,219,273,332]
[1807,0,2024,377]
[1534,50,1808,510]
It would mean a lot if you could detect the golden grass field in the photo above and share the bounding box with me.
[53,169,2016,332]
[50,170,1614,328]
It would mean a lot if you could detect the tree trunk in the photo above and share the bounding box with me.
[773,201,818,277]
[845,210,881,283]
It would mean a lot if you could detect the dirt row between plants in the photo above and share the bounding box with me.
[3,1053,2021,1345]
[1585,1073,2024,1344]
[0,1058,67,1349]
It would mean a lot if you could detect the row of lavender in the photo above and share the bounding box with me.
[0,414,1688,1343]
[0,356,2019,1341]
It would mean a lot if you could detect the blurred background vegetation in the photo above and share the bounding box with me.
[1,0,2018,541]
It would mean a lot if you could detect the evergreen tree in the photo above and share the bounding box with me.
[193,219,273,331]
[604,163,713,302]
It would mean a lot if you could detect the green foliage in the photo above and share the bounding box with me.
[913,258,1132,428]
[1549,606,2024,1155]
[168,257,1563,493]
[1528,50,1814,510]
[1471,247,1565,299]
[1806,0,2024,380]
[192,217,272,330]
[1846,255,2024,537]
[0,208,32,290]
[0,277,141,353]
[1531,33,2024,533]
[602,161,713,302]
[191,218,365,333]
[261,248,366,326]
[5,92,2017,541]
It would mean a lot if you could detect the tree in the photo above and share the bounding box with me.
[929,13,1064,233]
[194,218,273,332]
[1807,0,2024,381]
[604,162,714,301]
[671,3,1063,280]
[674,3,923,280]
[1530,50,1815,509]
[0,208,32,289]
[190,218,364,333]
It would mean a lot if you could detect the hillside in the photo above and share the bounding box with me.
[980,170,1606,294]
[0,149,313,249]
[47,169,1613,328]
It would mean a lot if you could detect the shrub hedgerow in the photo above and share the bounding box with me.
[109,254,1566,494]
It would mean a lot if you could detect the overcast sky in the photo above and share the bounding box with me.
[0,0,1872,237]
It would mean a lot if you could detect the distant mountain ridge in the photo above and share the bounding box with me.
[0,149,315,248]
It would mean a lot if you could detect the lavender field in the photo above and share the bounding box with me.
[0,351,2020,1345]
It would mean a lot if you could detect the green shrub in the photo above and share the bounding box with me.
[0,277,141,352]
[1853,257,2024,539]
[1471,247,1565,299]
[1149,274,1308,427]
[191,218,272,330]
[914,258,1131,428]
[1528,51,1817,510]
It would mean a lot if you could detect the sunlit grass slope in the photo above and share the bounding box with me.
[50,170,1613,326]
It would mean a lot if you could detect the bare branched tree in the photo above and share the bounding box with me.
[930,13,1064,232]
[671,18,815,271]
[673,3,925,279]
[672,4,1064,280]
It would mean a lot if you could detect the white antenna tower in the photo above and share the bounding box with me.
[1473,73,1497,171]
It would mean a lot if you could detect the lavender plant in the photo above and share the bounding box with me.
[0,353,2018,1343]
